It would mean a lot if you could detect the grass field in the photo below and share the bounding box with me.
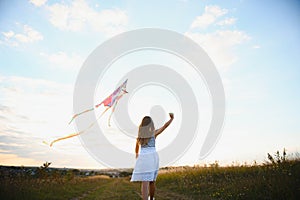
[1,154,300,200]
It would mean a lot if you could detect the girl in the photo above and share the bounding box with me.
[131,113,174,200]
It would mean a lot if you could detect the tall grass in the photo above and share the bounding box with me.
[0,171,111,199]
[157,150,300,199]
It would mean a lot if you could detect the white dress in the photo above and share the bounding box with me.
[131,137,159,181]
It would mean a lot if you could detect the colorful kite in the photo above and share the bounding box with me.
[45,79,128,147]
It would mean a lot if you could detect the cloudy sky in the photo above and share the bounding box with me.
[0,0,300,169]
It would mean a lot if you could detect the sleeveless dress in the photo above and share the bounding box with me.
[130,137,159,181]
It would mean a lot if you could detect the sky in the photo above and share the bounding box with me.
[0,0,300,169]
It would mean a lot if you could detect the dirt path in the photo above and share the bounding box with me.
[70,185,103,200]
[70,178,192,200]
[70,178,140,200]
[155,188,193,200]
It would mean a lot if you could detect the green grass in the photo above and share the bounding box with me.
[157,160,300,199]
[1,159,299,199]
[0,175,113,200]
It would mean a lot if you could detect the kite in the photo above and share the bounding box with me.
[45,79,128,147]
[69,79,128,124]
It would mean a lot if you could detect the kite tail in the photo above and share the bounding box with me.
[50,132,81,147]
[81,106,110,132]
[108,96,122,127]
[49,107,110,147]
[68,108,95,124]
[107,93,126,126]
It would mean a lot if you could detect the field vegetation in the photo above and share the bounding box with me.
[1,149,299,199]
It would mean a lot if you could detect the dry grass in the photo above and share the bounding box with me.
[1,150,299,199]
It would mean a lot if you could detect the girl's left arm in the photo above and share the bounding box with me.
[135,139,139,158]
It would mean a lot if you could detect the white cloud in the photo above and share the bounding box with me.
[207,5,228,17]
[2,31,14,38]
[1,25,43,46]
[29,0,47,7]
[188,5,250,70]
[217,17,237,26]
[46,0,128,36]
[186,30,250,70]
[40,51,84,71]
[191,5,228,29]
[15,25,43,43]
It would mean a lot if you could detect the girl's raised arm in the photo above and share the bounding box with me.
[155,113,174,138]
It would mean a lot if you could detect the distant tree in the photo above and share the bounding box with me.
[72,169,80,176]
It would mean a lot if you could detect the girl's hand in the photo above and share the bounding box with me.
[169,113,174,119]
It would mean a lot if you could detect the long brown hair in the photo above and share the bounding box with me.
[137,116,155,146]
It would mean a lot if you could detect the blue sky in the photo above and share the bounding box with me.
[0,0,300,168]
